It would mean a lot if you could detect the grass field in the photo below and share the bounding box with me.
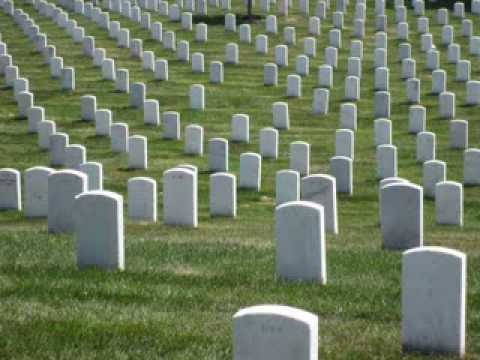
[0,0,479,358]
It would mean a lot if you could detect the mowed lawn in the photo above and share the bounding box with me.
[0,0,479,358]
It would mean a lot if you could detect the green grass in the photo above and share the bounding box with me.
[0,0,479,358]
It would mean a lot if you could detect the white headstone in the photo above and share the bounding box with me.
[24,166,54,217]
[276,170,300,205]
[381,183,423,250]
[231,114,249,143]
[377,144,397,179]
[330,156,353,195]
[259,127,278,159]
[464,148,480,185]
[275,201,326,284]
[301,174,338,234]
[190,84,205,110]
[239,152,261,191]
[111,122,129,153]
[210,172,236,217]
[290,141,310,176]
[409,106,426,134]
[209,138,228,172]
[163,167,197,227]
[313,88,330,114]
[233,305,319,359]
[450,120,468,149]
[127,177,157,222]
[0,168,21,211]
[416,132,435,163]
[74,190,124,270]
[273,102,289,129]
[435,181,463,226]
[128,135,148,169]
[402,247,466,356]
[48,170,88,233]
[78,162,103,191]
[163,111,180,140]
[185,124,203,155]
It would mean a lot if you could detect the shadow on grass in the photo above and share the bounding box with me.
[192,14,264,26]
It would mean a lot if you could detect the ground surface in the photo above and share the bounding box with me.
[0,0,479,358]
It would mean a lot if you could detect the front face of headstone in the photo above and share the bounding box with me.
[95,109,112,136]
[233,305,318,360]
[239,153,261,191]
[128,136,148,169]
[290,142,310,176]
[272,102,289,129]
[128,177,157,222]
[231,114,249,143]
[75,191,124,270]
[330,156,353,195]
[163,168,197,227]
[423,160,446,199]
[48,170,88,233]
[79,162,103,191]
[130,82,146,108]
[163,112,180,139]
[376,144,397,178]
[436,181,463,226]
[210,173,236,217]
[276,170,300,205]
[50,133,69,166]
[111,123,129,153]
[381,183,423,250]
[259,127,278,159]
[301,174,338,234]
[0,168,21,210]
[65,145,86,170]
[450,120,468,149]
[276,201,326,284]
[209,138,228,172]
[464,149,480,185]
[402,247,466,356]
[25,167,54,217]
[185,124,203,155]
